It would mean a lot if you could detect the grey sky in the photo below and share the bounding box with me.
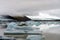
[0,0,60,17]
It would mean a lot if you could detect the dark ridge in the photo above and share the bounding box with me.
[2,15,15,19]
[0,15,17,22]
[2,15,60,22]
[11,16,31,21]
[33,20,60,22]
[1,15,31,21]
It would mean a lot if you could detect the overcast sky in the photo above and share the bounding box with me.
[0,0,60,17]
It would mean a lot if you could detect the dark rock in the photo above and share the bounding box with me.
[11,16,31,21]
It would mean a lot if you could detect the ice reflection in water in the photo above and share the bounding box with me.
[27,21,60,31]
[36,21,60,31]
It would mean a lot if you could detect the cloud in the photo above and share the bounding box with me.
[0,0,60,16]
